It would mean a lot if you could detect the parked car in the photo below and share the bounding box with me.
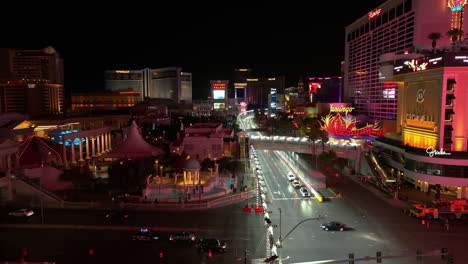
[292,180,302,189]
[105,210,130,221]
[9,209,34,217]
[132,228,160,241]
[321,221,347,231]
[299,187,310,197]
[169,232,196,242]
[196,238,227,253]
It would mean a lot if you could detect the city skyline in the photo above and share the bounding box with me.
[1,1,387,99]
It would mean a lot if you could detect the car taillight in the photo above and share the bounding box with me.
[191,237,195,241]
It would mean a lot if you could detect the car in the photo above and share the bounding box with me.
[196,238,227,253]
[105,210,130,220]
[287,173,296,181]
[169,232,196,242]
[321,221,347,231]
[132,228,160,241]
[259,180,266,187]
[9,209,34,217]
[299,187,310,197]
[291,180,302,189]
[255,160,260,165]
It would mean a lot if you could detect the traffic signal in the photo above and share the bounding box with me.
[376,251,382,263]
[349,253,354,264]
[416,249,422,260]
[447,254,454,264]
[441,248,448,260]
[159,250,164,259]
[208,249,213,258]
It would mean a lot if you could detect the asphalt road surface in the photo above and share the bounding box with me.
[255,148,468,264]
[0,203,266,264]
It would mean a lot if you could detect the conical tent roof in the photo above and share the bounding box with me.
[19,136,70,167]
[104,121,164,159]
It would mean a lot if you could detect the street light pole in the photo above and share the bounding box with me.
[279,208,282,242]
[40,176,44,225]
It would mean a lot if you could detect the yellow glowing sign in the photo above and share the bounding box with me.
[330,106,355,115]
[247,79,258,82]
[268,78,276,81]
[237,69,248,71]
[115,70,130,73]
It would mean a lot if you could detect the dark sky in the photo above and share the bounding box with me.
[2,1,386,99]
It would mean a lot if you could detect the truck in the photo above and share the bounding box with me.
[409,199,468,220]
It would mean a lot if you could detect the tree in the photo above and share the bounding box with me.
[447,28,464,43]
[225,160,244,179]
[297,116,326,169]
[200,158,214,171]
[427,32,441,53]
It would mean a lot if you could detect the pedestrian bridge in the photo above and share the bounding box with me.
[248,135,362,159]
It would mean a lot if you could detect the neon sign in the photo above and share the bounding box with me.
[115,70,130,73]
[368,8,382,20]
[448,0,467,11]
[426,146,452,157]
[330,106,355,115]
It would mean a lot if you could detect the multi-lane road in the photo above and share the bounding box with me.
[241,112,468,264]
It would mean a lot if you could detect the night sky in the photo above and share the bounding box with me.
[2,1,386,99]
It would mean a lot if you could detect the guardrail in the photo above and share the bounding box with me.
[25,190,256,211]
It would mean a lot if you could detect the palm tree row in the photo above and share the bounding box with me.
[427,28,464,53]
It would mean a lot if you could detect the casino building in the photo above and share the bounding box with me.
[344,0,468,122]
[376,50,468,198]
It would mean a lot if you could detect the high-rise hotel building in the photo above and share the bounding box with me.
[0,47,64,117]
[344,0,466,121]
[105,67,192,103]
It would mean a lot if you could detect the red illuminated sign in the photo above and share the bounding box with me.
[212,83,227,90]
[368,8,382,20]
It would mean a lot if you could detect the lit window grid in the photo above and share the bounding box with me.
[346,11,415,120]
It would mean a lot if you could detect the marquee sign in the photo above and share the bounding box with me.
[330,105,355,115]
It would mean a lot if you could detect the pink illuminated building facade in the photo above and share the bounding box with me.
[344,0,468,121]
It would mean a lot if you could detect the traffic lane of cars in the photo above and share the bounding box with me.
[256,150,298,200]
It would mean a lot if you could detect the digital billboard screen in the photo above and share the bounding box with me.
[213,90,225,99]
[214,103,226,109]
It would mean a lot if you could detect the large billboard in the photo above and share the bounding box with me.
[213,90,225,99]
[211,81,229,100]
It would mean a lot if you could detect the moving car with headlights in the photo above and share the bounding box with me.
[169,232,196,242]
[132,228,160,241]
[321,221,347,231]
[299,187,310,197]
[9,209,34,217]
[291,180,302,189]
[196,238,227,253]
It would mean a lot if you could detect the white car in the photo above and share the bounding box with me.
[292,180,302,189]
[299,187,311,197]
[9,209,34,217]
[287,173,296,181]
[259,180,266,187]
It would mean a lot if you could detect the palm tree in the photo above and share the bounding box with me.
[318,150,338,172]
[427,32,441,53]
[447,28,464,43]
[298,116,323,169]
